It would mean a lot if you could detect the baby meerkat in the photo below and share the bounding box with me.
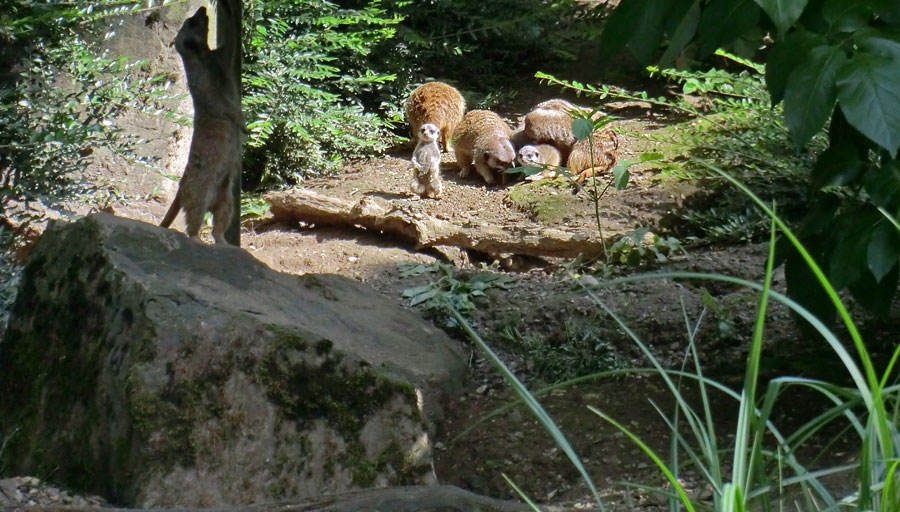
[566,127,619,184]
[405,82,466,153]
[452,109,516,185]
[523,100,608,163]
[523,108,577,159]
[517,144,563,182]
[410,123,442,199]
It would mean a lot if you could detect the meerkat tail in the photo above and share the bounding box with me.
[160,192,182,228]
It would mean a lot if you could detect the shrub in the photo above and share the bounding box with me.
[241,0,403,187]
[0,0,176,226]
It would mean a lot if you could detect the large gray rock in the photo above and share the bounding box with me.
[0,213,469,507]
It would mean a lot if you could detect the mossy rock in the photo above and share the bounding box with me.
[0,213,468,507]
[507,177,577,224]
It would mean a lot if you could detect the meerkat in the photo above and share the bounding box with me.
[410,123,442,199]
[524,100,608,162]
[524,107,577,159]
[566,127,619,184]
[533,98,580,112]
[160,1,243,244]
[510,128,533,151]
[452,109,516,185]
[405,82,466,153]
[517,144,563,182]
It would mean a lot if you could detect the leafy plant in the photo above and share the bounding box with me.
[537,53,819,244]
[369,0,604,87]
[0,0,179,228]
[398,261,512,326]
[597,0,900,326]
[499,316,623,385]
[607,226,686,266]
[241,0,402,188]
[453,168,900,511]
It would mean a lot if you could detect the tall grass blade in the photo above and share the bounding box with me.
[448,305,606,509]
[732,215,777,500]
[693,158,892,475]
[502,473,543,512]
[588,406,697,512]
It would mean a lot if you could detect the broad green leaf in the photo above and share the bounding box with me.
[765,30,822,105]
[828,209,880,290]
[613,165,630,190]
[854,28,900,63]
[836,52,900,157]
[784,45,847,147]
[867,221,900,282]
[823,0,873,32]
[754,0,809,35]
[598,0,648,62]
[811,145,863,187]
[659,0,701,67]
[697,0,761,56]
[571,118,593,141]
[864,160,900,210]
[627,0,670,64]
[639,152,664,162]
[848,264,899,316]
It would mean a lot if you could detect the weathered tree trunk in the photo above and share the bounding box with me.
[216,0,242,246]
[266,188,606,259]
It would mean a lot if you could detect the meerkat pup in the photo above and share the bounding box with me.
[517,144,563,182]
[410,123,442,199]
[523,99,609,165]
[405,82,466,153]
[160,1,243,244]
[566,127,619,184]
[452,109,516,185]
[523,107,578,159]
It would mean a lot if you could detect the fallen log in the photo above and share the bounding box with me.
[265,189,606,259]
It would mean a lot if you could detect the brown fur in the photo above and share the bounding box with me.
[405,82,466,153]
[452,109,515,185]
[510,128,534,151]
[533,98,580,112]
[518,144,563,182]
[523,108,577,158]
[566,127,619,184]
[523,99,608,162]
[160,1,243,244]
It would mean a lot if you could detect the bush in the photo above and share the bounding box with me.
[241,0,403,187]
[0,0,178,226]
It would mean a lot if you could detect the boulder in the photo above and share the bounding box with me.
[0,213,470,507]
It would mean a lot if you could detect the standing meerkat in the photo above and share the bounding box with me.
[410,123,442,199]
[452,109,516,185]
[160,1,243,244]
[517,144,563,182]
[405,82,466,153]
[566,127,619,184]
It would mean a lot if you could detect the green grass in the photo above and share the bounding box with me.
[451,164,900,511]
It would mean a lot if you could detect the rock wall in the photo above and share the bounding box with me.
[0,214,469,507]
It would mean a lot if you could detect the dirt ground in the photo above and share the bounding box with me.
[14,98,860,510]
[229,110,824,509]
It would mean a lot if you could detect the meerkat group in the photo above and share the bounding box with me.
[404,82,620,198]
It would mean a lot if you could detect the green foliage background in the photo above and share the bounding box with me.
[601,0,900,322]
[241,0,403,187]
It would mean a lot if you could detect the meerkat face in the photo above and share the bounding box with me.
[418,123,440,143]
[486,139,515,170]
[516,145,541,166]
